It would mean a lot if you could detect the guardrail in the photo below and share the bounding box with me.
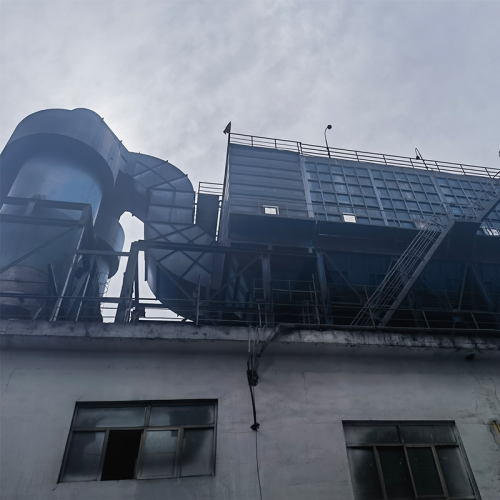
[0,288,497,333]
[229,133,499,179]
[198,181,223,196]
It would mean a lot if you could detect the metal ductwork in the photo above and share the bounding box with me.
[0,108,214,320]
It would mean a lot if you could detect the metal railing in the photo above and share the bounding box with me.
[1,287,497,333]
[198,181,223,196]
[229,133,499,179]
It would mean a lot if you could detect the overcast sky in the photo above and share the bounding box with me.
[1,0,499,307]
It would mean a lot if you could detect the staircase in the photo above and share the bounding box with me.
[351,173,500,328]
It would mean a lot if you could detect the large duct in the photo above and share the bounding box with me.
[0,108,214,319]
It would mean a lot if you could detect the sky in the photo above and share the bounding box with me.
[1,0,499,310]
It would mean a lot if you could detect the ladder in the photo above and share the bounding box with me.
[351,173,500,328]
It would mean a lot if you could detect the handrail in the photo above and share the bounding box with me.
[229,132,498,179]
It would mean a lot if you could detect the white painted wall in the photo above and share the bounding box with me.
[1,325,499,500]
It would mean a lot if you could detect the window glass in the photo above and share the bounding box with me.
[62,431,105,482]
[317,164,329,172]
[344,425,399,444]
[365,198,379,207]
[139,430,178,478]
[180,428,214,477]
[75,407,146,428]
[437,447,474,497]
[322,182,334,192]
[378,447,413,499]
[401,425,456,443]
[150,405,215,427]
[347,448,383,499]
[406,447,443,496]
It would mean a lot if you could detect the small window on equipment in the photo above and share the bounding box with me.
[484,227,500,236]
[263,206,279,215]
[343,213,356,223]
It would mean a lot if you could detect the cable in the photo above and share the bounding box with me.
[254,422,263,500]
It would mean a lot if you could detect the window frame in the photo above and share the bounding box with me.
[263,205,279,215]
[343,420,480,500]
[59,400,217,483]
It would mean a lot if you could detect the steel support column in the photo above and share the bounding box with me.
[261,252,274,327]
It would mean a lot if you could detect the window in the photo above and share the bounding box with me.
[263,205,279,215]
[344,422,478,500]
[60,401,217,482]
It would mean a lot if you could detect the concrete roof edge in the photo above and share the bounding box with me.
[1,320,499,354]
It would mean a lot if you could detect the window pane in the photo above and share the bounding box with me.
[401,425,456,443]
[150,405,215,427]
[344,425,400,444]
[62,431,105,482]
[378,447,413,499]
[75,407,146,428]
[101,430,142,481]
[139,430,178,478]
[407,447,443,496]
[180,428,214,477]
[437,446,474,497]
[346,448,383,500]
